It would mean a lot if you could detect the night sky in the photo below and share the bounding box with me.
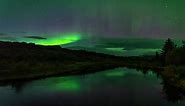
[0,0,185,45]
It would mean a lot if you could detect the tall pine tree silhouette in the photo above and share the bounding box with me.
[161,38,175,64]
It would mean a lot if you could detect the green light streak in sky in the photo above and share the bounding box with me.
[20,33,81,46]
[35,34,81,46]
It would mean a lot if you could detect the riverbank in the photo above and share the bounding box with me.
[0,60,163,82]
[0,41,163,82]
[0,61,118,82]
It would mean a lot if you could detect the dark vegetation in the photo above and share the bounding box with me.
[0,38,185,97]
[0,40,164,82]
[0,38,185,102]
[153,38,185,95]
[0,41,127,81]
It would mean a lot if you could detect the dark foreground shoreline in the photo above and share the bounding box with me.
[0,41,184,93]
[0,41,161,82]
[0,61,162,82]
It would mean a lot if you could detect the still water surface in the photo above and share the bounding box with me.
[0,68,185,106]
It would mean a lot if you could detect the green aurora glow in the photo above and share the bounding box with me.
[0,0,185,38]
[24,33,81,46]
[1,33,82,46]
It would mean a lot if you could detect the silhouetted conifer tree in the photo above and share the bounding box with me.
[161,38,175,64]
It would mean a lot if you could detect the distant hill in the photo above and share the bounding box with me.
[0,41,160,81]
[0,41,119,62]
[0,41,124,81]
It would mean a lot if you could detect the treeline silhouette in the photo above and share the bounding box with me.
[157,38,185,96]
[0,41,121,62]
[154,38,185,66]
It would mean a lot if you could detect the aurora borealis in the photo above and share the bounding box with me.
[0,0,184,48]
[1,1,185,105]
[0,0,185,40]
[19,33,81,46]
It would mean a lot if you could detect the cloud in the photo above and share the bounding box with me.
[92,38,165,50]
[0,33,8,36]
[24,36,47,40]
[0,33,17,41]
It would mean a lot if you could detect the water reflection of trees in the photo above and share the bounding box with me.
[0,80,32,93]
[137,68,185,103]
[162,80,185,103]
[11,81,29,93]
[0,68,185,103]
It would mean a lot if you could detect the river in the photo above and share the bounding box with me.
[0,68,185,106]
